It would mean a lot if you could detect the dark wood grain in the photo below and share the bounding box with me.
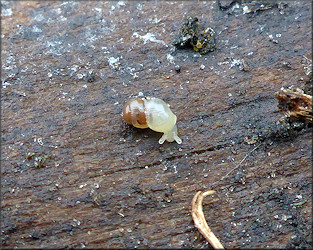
[1,1,312,248]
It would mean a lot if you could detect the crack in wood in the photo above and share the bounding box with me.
[190,95,274,123]
[99,142,233,176]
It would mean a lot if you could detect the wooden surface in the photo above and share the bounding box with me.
[1,1,312,248]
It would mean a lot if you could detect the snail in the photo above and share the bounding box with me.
[123,97,182,144]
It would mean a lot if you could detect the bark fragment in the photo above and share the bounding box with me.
[275,88,313,123]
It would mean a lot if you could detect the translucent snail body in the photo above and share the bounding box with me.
[123,97,182,144]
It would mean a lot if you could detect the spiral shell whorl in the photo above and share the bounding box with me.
[122,98,148,129]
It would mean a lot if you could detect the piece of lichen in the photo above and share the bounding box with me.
[173,16,199,48]
[173,16,216,54]
[191,27,216,54]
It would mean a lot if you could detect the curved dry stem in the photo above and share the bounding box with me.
[191,190,224,249]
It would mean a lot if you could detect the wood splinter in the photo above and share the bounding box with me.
[191,190,225,249]
[275,87,313,123]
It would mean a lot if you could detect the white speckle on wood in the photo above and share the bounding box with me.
[242,6,249,14]
[137,3,143,10]
[133,32,167,46]
[1,7,13,17]
[166,54,175,64]
[77,73,85,79]
[117,1,126,7]
[108,56,120,69]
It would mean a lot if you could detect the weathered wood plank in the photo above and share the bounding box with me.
[1,1,312,248]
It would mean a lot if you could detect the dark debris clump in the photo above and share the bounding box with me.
[173,16,216,55]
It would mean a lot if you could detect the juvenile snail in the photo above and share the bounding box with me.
[123,97,182,144]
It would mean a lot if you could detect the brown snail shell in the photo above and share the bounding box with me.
[122,97,182,144]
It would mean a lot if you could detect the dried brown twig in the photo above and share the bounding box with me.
[191,190,224,249]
